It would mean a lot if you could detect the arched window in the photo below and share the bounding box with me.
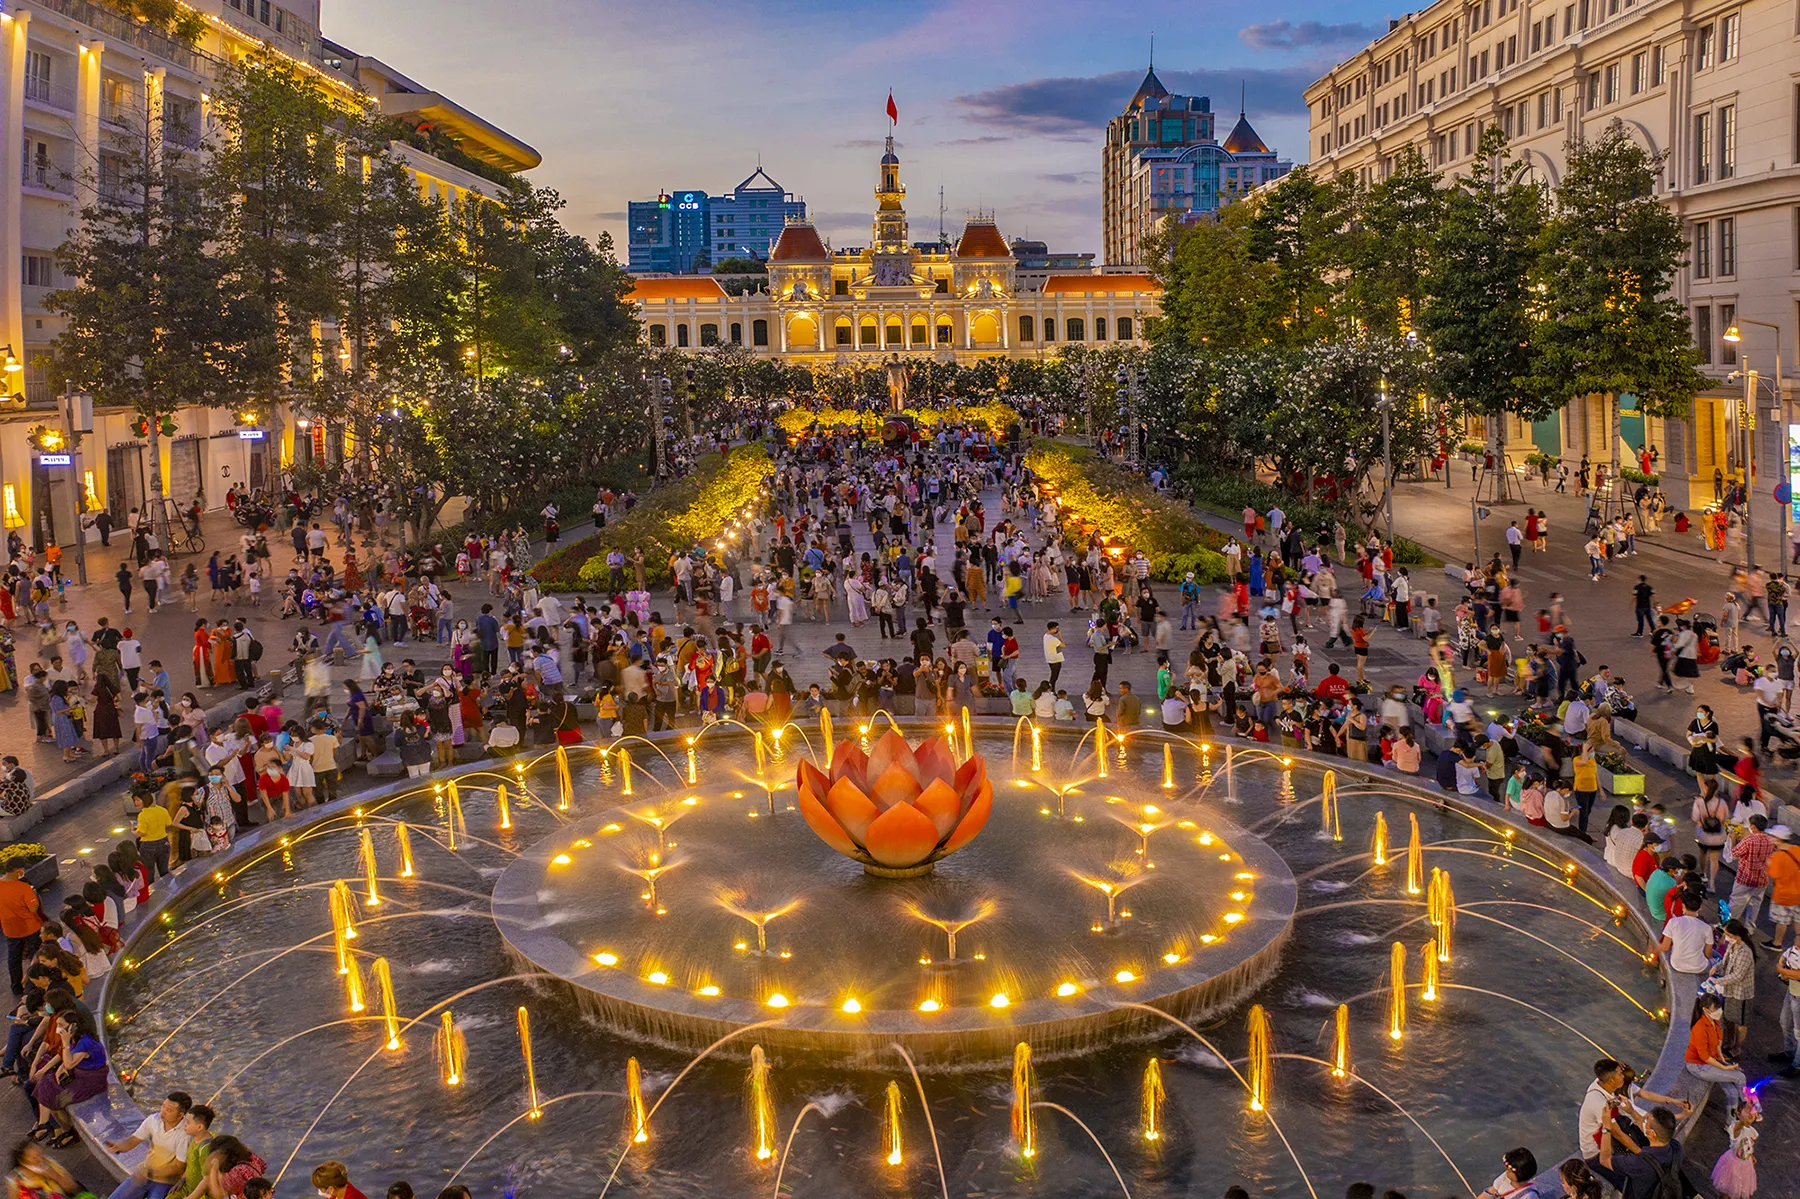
[860,317,878,347]
[1019,314,1035,342]
[911,317,928,345]
[1043,318,1055,343]
[752,319,769,347]
[1117,317,1133,341]
[729,322,742,345]
[1065,318,1085,342]
[935,318,953,345]
[700,323,720,346]
[648,324,667,347]
[677,324,690,348]
[834,317,853,346]
[1094,317,1107,341]
[886,319,904,346]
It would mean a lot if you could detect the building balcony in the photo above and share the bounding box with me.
[23,171,75,198]
[24,77,75,112]
[32,0,199,72]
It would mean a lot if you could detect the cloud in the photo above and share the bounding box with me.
[954,66,1319,136]
[595,210,628,220]
[1040,171,1097,185]
[837,138,885,149]
[1238,20,1383,50]
[939,135,1012,146]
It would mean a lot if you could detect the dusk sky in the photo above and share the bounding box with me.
[324,0,1396,256]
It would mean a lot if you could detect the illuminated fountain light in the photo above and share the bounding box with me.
[819,709,834,766]
[342,954,366,1014]
[394,822,415,879]
[1031,723,1043,773]
[686,742,698,785]
[619,748,634,796]
[1320,770,1341,840]
[1200,741,1213,786]
[444,781,466,851]
[1388,942,1408,1040]
[433,1011,466,1086]
[1421,940,1440,1002]
[372,957,401,1049]
[517,1006,542,1119]
[627,1056,650,1144]
[556,744,573,811]
[1332,1003,1351,1078]
[1430,871,1456,962]
[720,889,802,955]
[1371,811,1389,867]
[1010,1042,1037,1158]
[496,783,512,831]
[1142,1057,1166,1141]
[1246,1005,1272,1112]
[1162,744,1175,790]
[904,895,995,962]
[748,1044,776,1161]
[328,880,358,947]
[1406,813,1424,895]
[1095,718,1109,778]
[961,706,973,767]
[883,1079,904,1166]
[358,827,381,907]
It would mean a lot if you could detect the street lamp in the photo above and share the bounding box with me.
[1378,377,1394,547]
[1724,320,1787,560]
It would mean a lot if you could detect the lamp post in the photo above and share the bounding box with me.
[1379,378,1394,547]
[62,392,92,585]
[1724,320,1786,563]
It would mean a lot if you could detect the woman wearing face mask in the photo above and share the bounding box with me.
[1687,706,1721,799]
[451,621,475,681]
[62,623,89,687]
[200,767,239,839]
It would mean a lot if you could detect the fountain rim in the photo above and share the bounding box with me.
[85,729,1680,1154]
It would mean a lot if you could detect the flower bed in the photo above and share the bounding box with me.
[529,444,773,593]
[1026,442,1229,583]
[775,402,1019,439]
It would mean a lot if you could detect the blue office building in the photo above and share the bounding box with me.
[627,167,805,273]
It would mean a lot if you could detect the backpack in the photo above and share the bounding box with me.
[247,637,264,662]
[1641,1145,1685,1199]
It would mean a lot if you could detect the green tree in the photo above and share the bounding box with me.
[1245,166,1357,345]
[1346,145,1441,339]
[1146,203,1276,350]
[50,98,252,548]
[1524,120,1704,490]
[1418,126,1546,496]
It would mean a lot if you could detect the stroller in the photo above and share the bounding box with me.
[1761,709,1800,763]
[1691,611,1721,666]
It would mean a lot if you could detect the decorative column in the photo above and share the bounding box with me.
[0,9,30,398]
[75,41,104,211]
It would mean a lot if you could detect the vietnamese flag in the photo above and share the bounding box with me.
[886,92,898,124]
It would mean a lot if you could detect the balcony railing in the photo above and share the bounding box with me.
[29,0,199,71]
[23,169,74,197]
[24,76,75,112]
[101,97,135,126]
[163,121,201,150]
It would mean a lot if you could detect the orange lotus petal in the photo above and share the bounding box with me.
[863,801,942,868]
[867,729,917,783]
[830,742,868,785]
[914,778,963,840]
[953,756,981,794]
[797,759,830,797]
[942,779,992,854]
[798,786,862,857]
[956,755,988,813]
[868,763,923,810]
[913,737,956,787]
[824,777,881,843]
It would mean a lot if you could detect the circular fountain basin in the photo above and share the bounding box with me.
[493,760,1296,1068]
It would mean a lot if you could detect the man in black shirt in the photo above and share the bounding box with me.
[1633,575,1655,637]
[1593,1105,1684,1199]
[910,618,935,663]
[942,592,967,637]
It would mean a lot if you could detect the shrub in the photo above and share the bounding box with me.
[1619,468,1659,486]
[1027,442,1229,582]
[1171,467,1343,535]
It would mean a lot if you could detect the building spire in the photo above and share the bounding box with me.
[1148,32,1154,73]
[1240,80,1246,116]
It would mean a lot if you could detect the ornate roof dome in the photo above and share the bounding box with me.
[1222,113,1269,154]
[955,219,1010,259]
[770,221,830,262]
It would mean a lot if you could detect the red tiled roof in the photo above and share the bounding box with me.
[628,277,728,301]
[955,220,1011,259]
[770,222,830,261]
[1040,274,1162,295]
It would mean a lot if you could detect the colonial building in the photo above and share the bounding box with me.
[630,133,1161,364]
[1102,68,1292,267]
[0,0,536,549]
[1303,0,1798,512]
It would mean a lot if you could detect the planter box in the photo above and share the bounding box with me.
[0,848,58,892]
[1516,737,1573,780]
[974,697,1012,716]
[1598,765,1646,796]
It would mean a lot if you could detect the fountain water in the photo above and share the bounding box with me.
[1430,871,1456,962]
[1331,1004,1350,1077]
[394,823,416,879]
[1161,744,1174,790]
[372,958,401,1050]
[1371,811,1389,866]
[1095,718,1109,778]
[619,748,634,796]
[747,1045,776,1161]
[1405,813,1424,894]
[444,782,466,850]
[1246,1005,1272,1112]
[1320,771,1340,840]
[819,709,834,765]
[1421,940,1439,1002]
[626,1057,649,1143]
[434,1012,465,1086]
[960,706,973,766]
[497,783,512,831]
[359,827,382,907]
[517,1006,542,1119]
[328,880,358,946]
[556,745,573,811]
[902,895,995,963]
[342,956,366,1014]
[1033,724,1043,773]
[1141,1058,1165,1141]
[883,1079,904,1166]
[719,890,801,955]
[1010,1042,1036,1158]
[1387,943,1407,1040]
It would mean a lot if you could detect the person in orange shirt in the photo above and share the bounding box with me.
[1765,827,1800,951]
[1684,993,1747,1093]
[0,861,43,994]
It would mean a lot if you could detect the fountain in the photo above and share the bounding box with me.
[101,723,1669,1198]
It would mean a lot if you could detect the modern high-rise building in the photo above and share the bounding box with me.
[1303,0,1798,514]
[627,167,805,273]
[0,0,537,548]
[1101,67,1292,266]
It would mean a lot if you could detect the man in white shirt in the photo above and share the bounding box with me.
[1658,911,1713,978]
[106,1091,195,1199]
[1043,621,1065,690]
[1575,1061,1629,1165]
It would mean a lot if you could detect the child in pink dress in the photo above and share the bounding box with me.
[1710,1095,1759,1198]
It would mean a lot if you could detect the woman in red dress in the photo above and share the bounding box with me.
[192,619,213,686]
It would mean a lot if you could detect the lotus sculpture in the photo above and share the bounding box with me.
[796,730,992,877]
